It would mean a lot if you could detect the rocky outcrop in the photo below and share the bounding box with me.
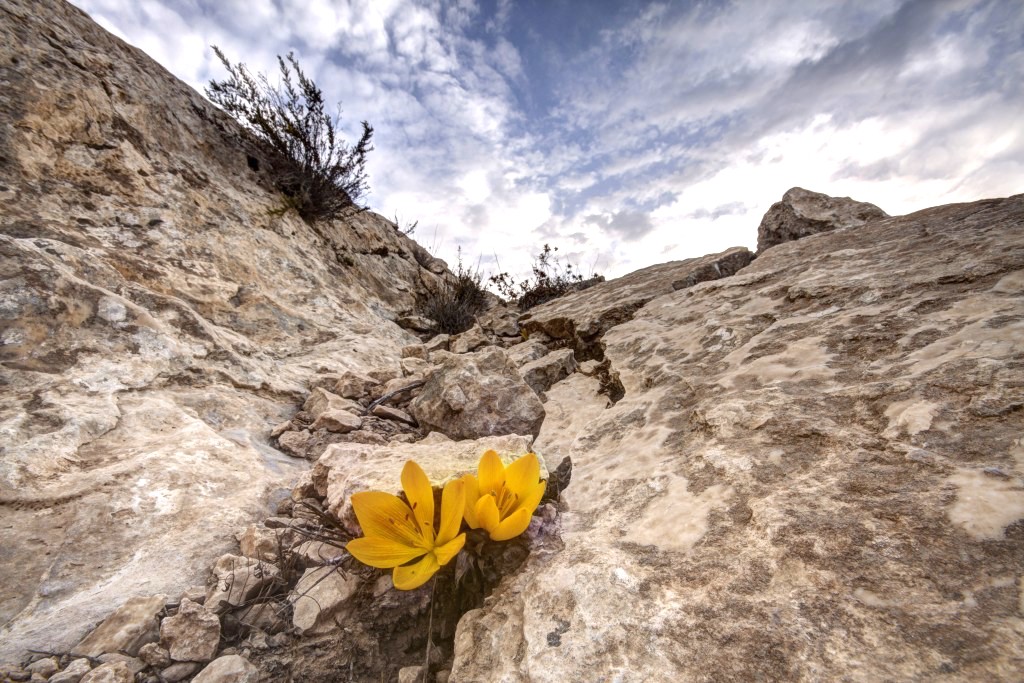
[0,0,449,658]
[756,186,889,252]
[518,246,753,359]
[409,348,546,440]
[450,195,1024,681]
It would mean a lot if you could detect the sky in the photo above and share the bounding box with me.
[72,0,1023,280]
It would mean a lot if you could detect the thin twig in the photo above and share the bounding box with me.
[365,380,425,414]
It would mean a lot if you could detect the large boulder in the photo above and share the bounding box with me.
[409,347,545,440]
[756,186,889,252]
[449,195,1024,681]
[518,246,753,359]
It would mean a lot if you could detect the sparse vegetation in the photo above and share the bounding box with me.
[206,47,373,224]
[418,248,488,334]
[489,244,603,311]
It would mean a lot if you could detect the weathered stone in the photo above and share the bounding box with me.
[205,556,279,613]
[397,315,438,333]
[71,595,165,657]
[332,371,378,400]
[159,662,201,682]
[269,420,293,438]
[477,303,520,337]
[25,658,59,678]
[0,0,449,658]
[302,388,361,420]
[505,340,550,367]
[397,666,422,683]
[401,344,428,360]
[310,409,363,433]
[450,325,489,354]
[290,567,361,634]
[137,643,172,669]
[180,585,207,604]
[291,541,346,567]
[79,662,132,683]
[191,655,260,683]
[449,195,1024,681]
[400,356,431,377]
[423,334,450,354]
[275,430,313,458]
[48,659,92,683]
[409,347,545,440]
[756,186,889,252]
[518,246,753,358]
[236,524,292,563]
[312,434,543,530]
[95,654,144,675]
[519,348,577,395]
[160,598,220,663]
[375,375,426,402]
[371,404,417,426]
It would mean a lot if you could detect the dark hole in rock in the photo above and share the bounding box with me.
[247,155,260,172]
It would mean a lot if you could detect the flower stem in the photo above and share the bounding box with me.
[423,574,437,682]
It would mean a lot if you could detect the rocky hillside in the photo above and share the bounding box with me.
[3,1,1024,682]
[0,0,448,660]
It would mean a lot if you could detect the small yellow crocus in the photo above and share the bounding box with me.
[346,460,466,590]
[461,450,546,541]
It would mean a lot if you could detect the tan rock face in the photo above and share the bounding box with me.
[518,246,753,359]
[451,196,1024,681]
[159,599,220,663]
[0,0,447,659]
[71,595,165,658]
[756,186,889,252]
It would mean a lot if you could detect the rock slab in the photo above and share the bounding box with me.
[756,186,889,252]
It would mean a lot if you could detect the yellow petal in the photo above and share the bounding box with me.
[460,473,480,528]
[474,494,500,533]
[401,460,435,543]
[393,553,440,590]
[504,453,540,500]
[437,478,465,546]
[350,491,427,550]
[489,507,532,541]
[433,532,465,566]
[477,449,505,495]
[346,536,425,569]
[516,479,547,519]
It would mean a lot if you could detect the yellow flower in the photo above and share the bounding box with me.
[461,450,546,541]
[346,460,466,590]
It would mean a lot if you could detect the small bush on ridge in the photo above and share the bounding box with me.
[418,249,488,335]
[206,47,373,224]
[489,244,603,311]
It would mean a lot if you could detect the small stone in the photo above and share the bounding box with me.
[159,662,201,683]
[25,658,59,678]
[8,671,30,682]
[48,659,91,683]
[310,409,362,433]
[519,348,578,394]
[400,356,430,377]
[398,666,422,683]
[72,594,166,657]
[506,340,550,367]
[397,315,438,333]
[303,388,362,420]
[181,585,208,604]
[450,325,488,354]
[160,598,221,662]
[401,344,428,359]
[423,334,450,353]
[95,654,145,675]
[205,555,280,613]
[276,429,312,458]
[435,670,451,683]
[138,643,172,668]
[292,540,346,566]
[332,371,376,399]
[79,662,132,683]
[290,566,361,634]
[371,404,417,426]
[191,654,260,683]
[236,524,292,562]
[269,420,293,438]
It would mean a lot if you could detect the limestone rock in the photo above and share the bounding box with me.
[312,434,542,528]
[449,195,1024,681]
[371,404,417,426]
[292,541,346,567]
[159,662,201,682]
[450,325,489,354]
[401,344,428,360]
[310,409,363,433]
[191,655,259,683]
[71,595,165,657]
[276,430,313,458]
[0,0,450,659]
[519,348,578,395]
[236,524,292,563]
[160,598,220,662]
[137,643,172,669]
[424,334,450,354]
[409,347,545,440]
[78,662,132,683]
[49,659,92,683]
[756,186,888,252]
[397,315,438,333]
[400,356,430,377]
[290,567,361,634]
[95,654,144,675]
[302,388,361,420]
[518,246,753,358]
[205,556,279,613]
[477,303,520,337]
[506,340,550,368]
[25,658,59,678]
[332,371,378,399]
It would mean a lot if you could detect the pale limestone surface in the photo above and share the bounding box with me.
[756,186,889,253]
[451,196,1024,681]
[0,0,445,658]
[518,246,753,358]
